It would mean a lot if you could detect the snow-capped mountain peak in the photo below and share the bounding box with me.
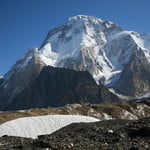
[37,15,125,81]
[35,16,130,85]
[0,15,150,106]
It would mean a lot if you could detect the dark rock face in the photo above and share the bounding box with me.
[0,77,4,85]
[115,49,150,97]
[0,117,150,150]
[3,66,119,111]
[0,53,45,109]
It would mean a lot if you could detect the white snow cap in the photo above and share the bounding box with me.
[0,115,99,139]
[68,15,103,23]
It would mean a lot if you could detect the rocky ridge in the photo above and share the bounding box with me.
[2,66,119,111]
[0,100,149,124]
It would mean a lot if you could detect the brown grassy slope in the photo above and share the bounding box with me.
[0,100,149,124]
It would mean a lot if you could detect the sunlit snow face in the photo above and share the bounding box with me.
[35,15,149,87]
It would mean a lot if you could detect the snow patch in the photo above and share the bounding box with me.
[0,115,99,139]
[132,104,149,117]
[109,88,131,100]
[108,130,113,133]
[121,110,138,120]
[131,32,150,62]
[102,113,113,120]
[37,43,58,66]
[65,104,82,109]
[139,91,150,99]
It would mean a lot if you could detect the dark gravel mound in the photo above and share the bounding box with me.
[0,117,150,150]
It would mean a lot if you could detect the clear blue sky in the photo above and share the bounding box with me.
[0,0,150,75]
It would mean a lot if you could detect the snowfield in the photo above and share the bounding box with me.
[0,115,99,139]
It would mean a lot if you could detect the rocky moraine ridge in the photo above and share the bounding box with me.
[0,117,150,150]
[0,100,150,124]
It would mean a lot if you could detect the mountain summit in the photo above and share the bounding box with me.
[0,15,150,109]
